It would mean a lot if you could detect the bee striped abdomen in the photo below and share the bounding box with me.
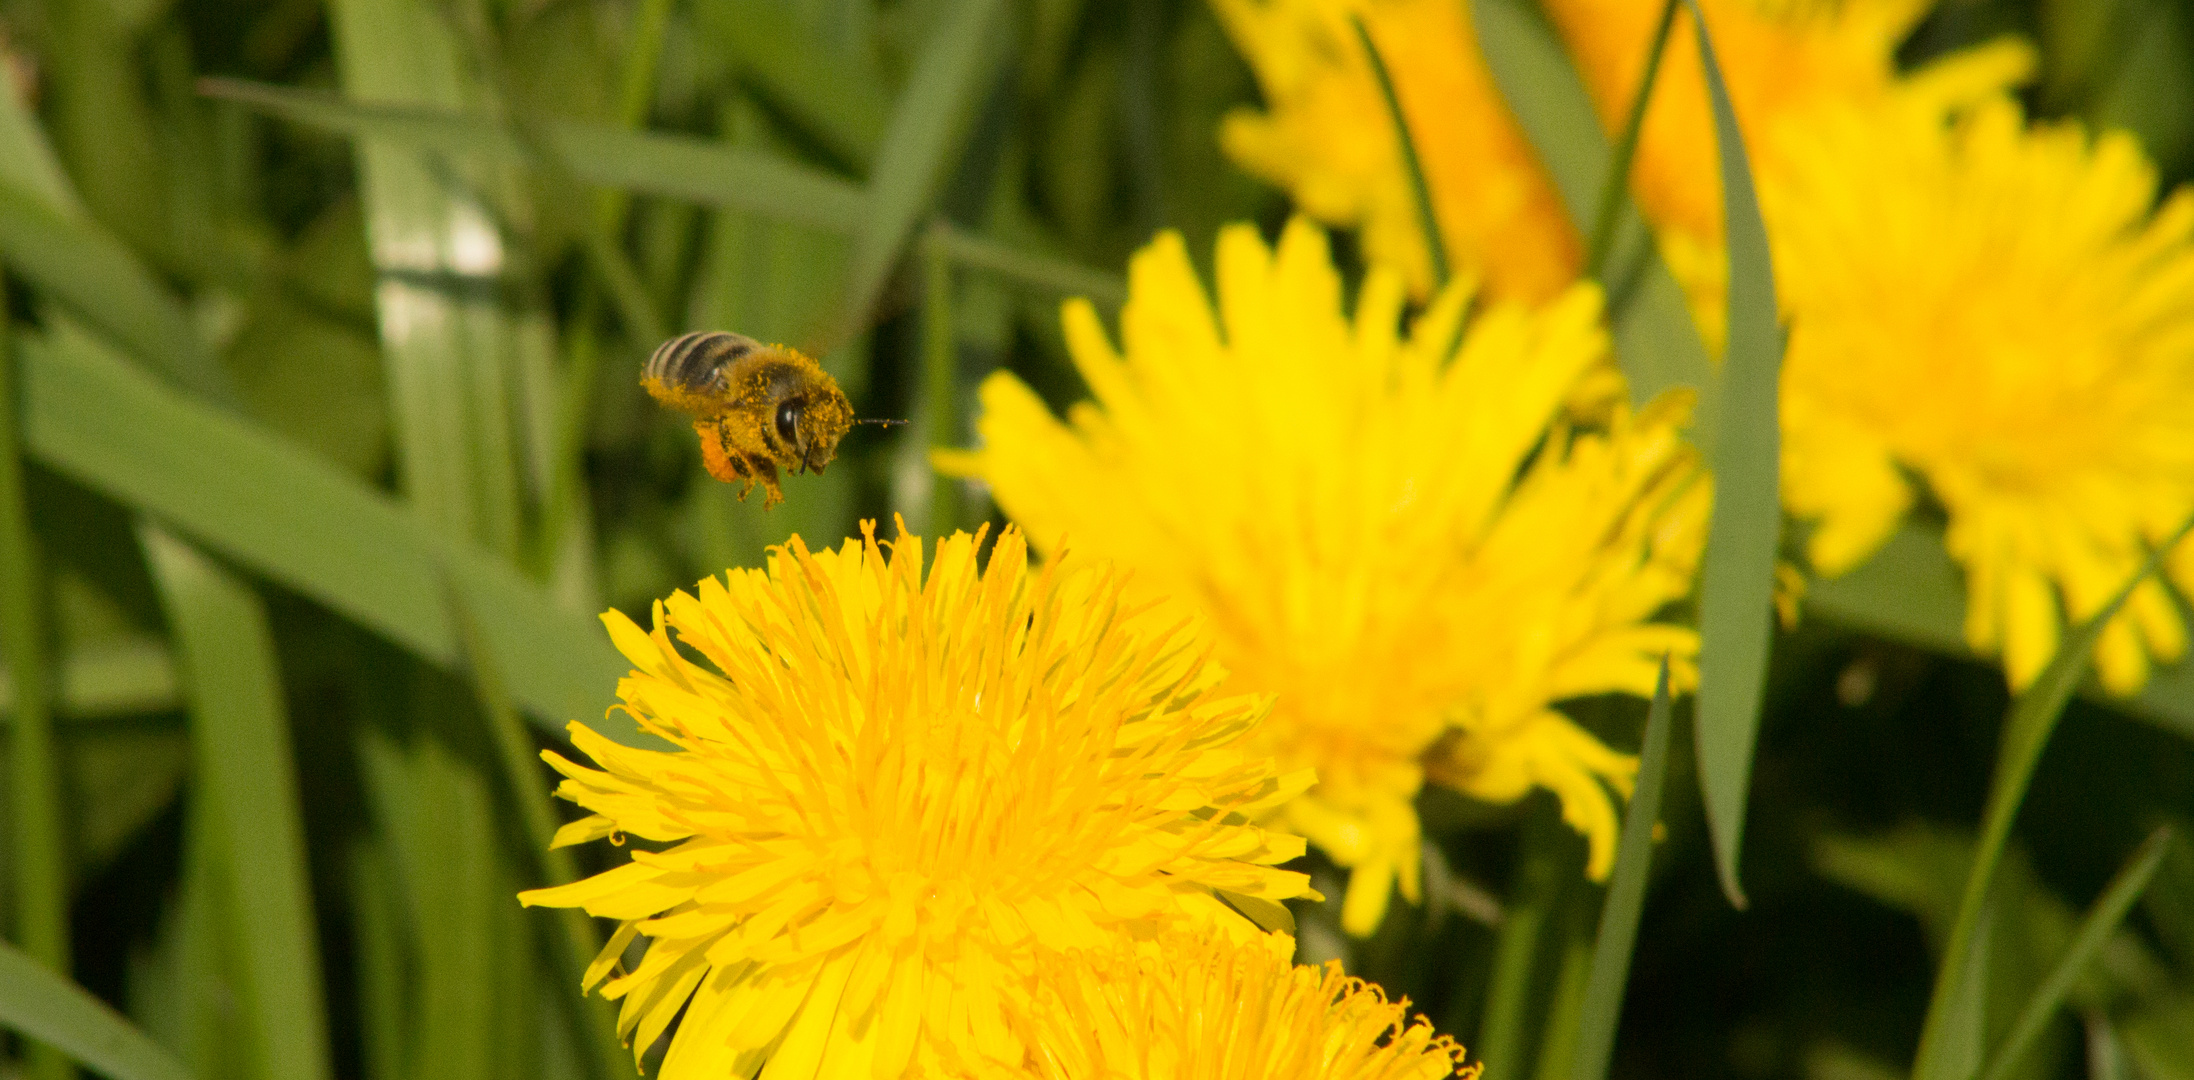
[642,332,758,408]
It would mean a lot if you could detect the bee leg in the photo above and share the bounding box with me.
[696,421,756,501]
[746,456,785,509]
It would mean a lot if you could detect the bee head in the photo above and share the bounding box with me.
[767,386,855,474]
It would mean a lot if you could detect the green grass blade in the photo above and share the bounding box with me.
[442,578,624,1080]
[533,0,672,608]
[1568,659,1674,1080]
[501,113,668,349]
[0,637,178,720]
[1686,0,1783,910]
[0,72,80,211]
[2144,817,2194,970]
[692,0,889,168]
[2082,1013,2130,1080]
[201,79,868,233]
[348,846,407,1080]
[1533,921,1596,1080]
[139,527,332,1080]
[0,275,71,1080]
[327,0,528,553]
[1351,14,1449,288]
[1936,896,1995,1080]
[1913,516,2194,1080]
[927,221,1126,308]
[569,0,677,286]
[356,728,500,1080]
[615,0,673,131]
[0,940,196,1080]
[1477,805,1582,1080]
[1978,826,2176,1080]
[1585,0,1678,279]
[835,0,1011,346]
[923,224,961,535]
[15,330,636,745]
[1470,0,1715,435]
[1467,0,1603,227]
[0,182,231,406]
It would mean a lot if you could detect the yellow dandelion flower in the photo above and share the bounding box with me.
[1768,92,2194,695]
[518,525,1317,1080]
[1540,0,2031,345]
[998,934,1477,1080]
[1545,0,1924,255]
[948,219,1708,935]
[1211,0,1580,303]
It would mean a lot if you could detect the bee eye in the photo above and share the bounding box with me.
[775,401,801,446]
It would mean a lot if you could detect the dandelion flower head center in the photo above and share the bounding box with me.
[1779,101,2194,498]
[522,525,1313,1077]
[956,219,1707,931]
[1772,93,2194,693]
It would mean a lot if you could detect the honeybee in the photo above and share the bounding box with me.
[642,331,888,508]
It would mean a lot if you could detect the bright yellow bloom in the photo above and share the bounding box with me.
[950,220,1707,935]
[1002,935,1477,1080]
[1768,92,2194,695]
[518,525,1316,1080]
[1540,0,2030,346]
[1211,0,1580,303]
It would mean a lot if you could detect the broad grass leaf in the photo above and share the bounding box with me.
[0,182,233,406]
[1687,0,1782,909]
[0,939,198,1080]
[141,526,332,1080]
[16,331,640,745]
[204,80,868,233]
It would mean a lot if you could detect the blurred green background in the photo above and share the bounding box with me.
[0,1,2191,1080]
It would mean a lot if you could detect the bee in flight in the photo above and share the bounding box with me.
[641,331,896,508]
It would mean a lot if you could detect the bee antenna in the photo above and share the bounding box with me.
[853,417,910,427]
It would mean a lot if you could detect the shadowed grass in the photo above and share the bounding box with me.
[1914,516,2194,1080]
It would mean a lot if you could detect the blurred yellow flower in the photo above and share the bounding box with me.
[518,526,1316,1080]
[1211,0,1580,303]
[1540,0,2031,346]
[1005,934,1476,1080]
[1210,0,2030,349]
[1547,3,1916,258]
[949,220,1707,935]
[1769,93,2194,695]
